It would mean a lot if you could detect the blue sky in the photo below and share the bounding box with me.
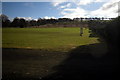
[2,0,119,20]
[2,2,61,19]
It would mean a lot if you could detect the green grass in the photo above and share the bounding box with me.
[3,28,113,79]
[2,27,99,51]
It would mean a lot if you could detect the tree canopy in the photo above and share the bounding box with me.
[1,14,116,28]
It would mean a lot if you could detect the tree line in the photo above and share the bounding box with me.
[0,14,114,28]
[88,16,120,49]
[1,14,72,28]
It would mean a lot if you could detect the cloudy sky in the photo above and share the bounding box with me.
[2,0,120,20]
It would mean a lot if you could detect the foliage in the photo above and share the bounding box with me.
[0,14,11,27]
[1,14,115,28]
[88,16,120,47]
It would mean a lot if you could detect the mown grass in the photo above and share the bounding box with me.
[2,27,99,51]
[3,28,118,80]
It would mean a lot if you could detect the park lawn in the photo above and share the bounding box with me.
[3,27,116,79]
[2,27,99,52]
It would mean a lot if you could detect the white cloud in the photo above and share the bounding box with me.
[61,7,88,19]
[33,19,38,21]
[44,16,56,19]
[59,0,120,18]
[90,0,119,18]
[94,0,110,2]
[52,0,68,6]
[59,3,71,9]
[102,0,119,10]
[77,0,94,5]
[51,0,94,6]
[17,17,39,21]
[76,0,113,5]
[52,2,61,6]
[17,17,33,20]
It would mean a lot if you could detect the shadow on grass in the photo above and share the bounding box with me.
[42,43,119,80]
[2,48,68,80]
[2,42,119,80]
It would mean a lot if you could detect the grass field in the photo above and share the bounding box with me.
[2,27,99,51]
[2,28,119,79]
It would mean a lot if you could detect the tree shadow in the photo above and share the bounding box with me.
[2,43,119,80]
[2,48,68,80]
[42,42,119,80]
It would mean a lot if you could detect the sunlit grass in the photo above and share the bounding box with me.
[2,27,99,51]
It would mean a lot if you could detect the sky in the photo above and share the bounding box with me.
[1,0,120,20]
